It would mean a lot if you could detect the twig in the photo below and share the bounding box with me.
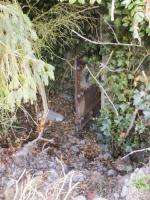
[64,181,79,200]
[55,174,68,200]
[104,20,119,43]
[56,158,66,176]
[121,147,150,160]
[86,65,119,117]
[33,5,99,22]
[14,169,27,200]
[96,50,114,78]
[38,136,54,143]
[126,109,138,137]
[49,48,75,70]
[111,0,115,21]
[72,30,142,47]
[135,53,150,73]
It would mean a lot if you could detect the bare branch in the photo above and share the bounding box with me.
[126,109,138,137]
[72,30,143,47]
[111,0,115,21]
[104,20,119,43]
[86,65,119,117]
[121,147,150,160]
[135,53,150,73]
[96,51,114,78]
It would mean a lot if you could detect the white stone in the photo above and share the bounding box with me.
[113,193,120,199]
[121,185,128,198]
[47,110,64,122]
[73,195,86,200]
[93,197,107,200]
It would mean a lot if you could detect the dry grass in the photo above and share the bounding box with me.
[4,161,82,200]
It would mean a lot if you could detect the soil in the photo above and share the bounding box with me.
[0,94,150,200]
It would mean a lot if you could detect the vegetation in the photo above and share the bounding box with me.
[133,175,150,191]
[0,0,150,156]
[0,2,54,115]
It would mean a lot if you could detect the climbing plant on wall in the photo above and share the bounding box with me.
[61,0,150,155]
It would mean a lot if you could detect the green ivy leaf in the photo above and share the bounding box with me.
[96,0,102,3]
[90,0,96,5]
[69,0,76,4]
[78,0,85,4]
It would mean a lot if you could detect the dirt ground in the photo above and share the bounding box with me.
[0,95,150,200]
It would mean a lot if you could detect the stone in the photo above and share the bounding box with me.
[71,145,80,153]
[121,185,128,198]
[112,158,133,174]
[0,163,6,173]
[0,148,5,153]
[48,161,56,169]
[79,140,86,145]
[101,144,109,152]
[114,193,119,200]
[113,193,120,200]
[73,174,85,183]
[60,93,73,101]
[47,169,59,183]
[73,195,86,200]
[103,153,112,161]
[95,163,104,172]
[4,187,15,200]
[107,169,117,177]
[46,110,64,122]
[93,197,107,200]
[34,171,43,176]
[102,167,107,172]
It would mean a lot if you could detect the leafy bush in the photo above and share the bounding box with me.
[62,0,150,155]
[0,2,54,112]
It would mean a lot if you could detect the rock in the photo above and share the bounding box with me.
[112,158,133,174]
[46,110,64,122]
[71,145,80,153]
[0,163,6,173]
[47,169,58,183]
[6,179,15,188]
[93,198,107,200]
[12,144,34,167]
[121,185,128,198]
[73,195,86,200]
[101,144,109,152]
[113,193,120,200]
[102,167,107,172]
[0,190,5,200]
[73,174,85,183]
[4,187,15,200]
[130,152,145,163]
[79,140,86,145]
[48,161,56,169]
[59,93,73,101]
[1,177,9,187]
[107,169,117,177]
[34,171,43,176]
[103,153,112,161]
[0,148,5,153]
[95,163,104,172]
